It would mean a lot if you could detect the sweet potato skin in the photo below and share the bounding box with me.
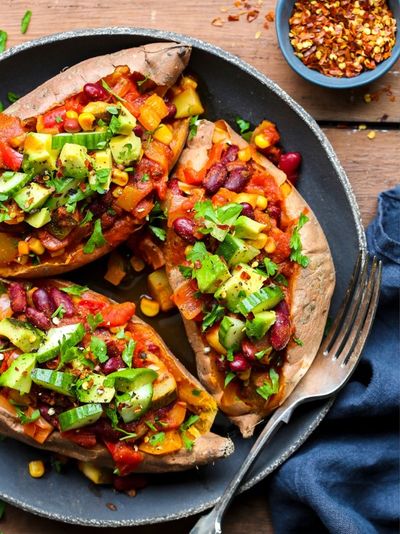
[0,279,234,471]
[165,119,335,437]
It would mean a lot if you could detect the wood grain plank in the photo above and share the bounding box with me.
[1,0,399,122]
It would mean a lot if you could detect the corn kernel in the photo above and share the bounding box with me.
[181,75,198,90]
[153,124,173,145]
[184,245,193,256]
[238,146,252,162]
[28,238,45,255]
[254,134,270,149]
[78,462,113,485]
[83,101,110,118]
[66,110,79,119]
[212,127,229,144]
[17,255,29,265]
[205,327,226,355]
[9,134,25,149]
[140,296,160,317]
[248,233,269,249]
[256,195,268,210]
[78,112,96,131]
[280,181,292,198]
[112,186,124,198]
[29,460,45,478]
[111,169,129,186]
[18,240,30,256]
[264,237,277,254]
[130,256,145,272]
[236,193,258,208]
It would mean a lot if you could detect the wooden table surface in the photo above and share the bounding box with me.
[0,1,399,532]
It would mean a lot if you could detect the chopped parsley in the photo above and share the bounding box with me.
[147,201,167,242]
[83,219,107,254]
[235,116,253,141]
[149,226,166,242]
[106,105,119,115]
[122,339,136,368]
[263,258,278,277]
[140,173,150,182]
[192,389,201,397]
[293,337,303,346]
[186,241,208,263]
[178,265,193,279]
[194,200,243,241]
[188,115,199,140]
[290,213,309,268]
[224,371,236,388]
[21,10,32,34]
[116,428,137,441]
[180,415,200,431]
[87,312,103,332]
[149,432,165,446]
[274,273,288,287]
[0,101,3,112]
[90,336,108,363]
[145,420,157,432]
[60,284,89,297]
[256,369,279,400]
[182,433,194,451]
[80,210,94,226]
[108,114,122,136]
[7,91,19,104]
[0,30,8,53]
[255,349,270,360]
[90,168,111,194]
[202,304,224,332]
[15,407,40,425]
[51,304,65,319]
[101,79,126,103]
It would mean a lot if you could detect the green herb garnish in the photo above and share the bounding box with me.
[87,312,103,332]
[122,339,136,368]
[90,336,108,363]
[7,91,19,104]
[15,407,40,425]
[256,368,279,400]
[83,219,107,254]
[188,115,199,140]
[263,258,278,277]
[60,284,89,297]
[290,213,309,268]
[21,10,32,34]
[0,31,8,54]
[149,432,166,446]
[202,304,224,332]
[51,304,65,319]
[224,371,236,388]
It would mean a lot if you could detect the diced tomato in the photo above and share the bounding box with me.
[269,227,291,263]
[42,106,66,131]
[61,430,97,448]
[105,441,144,476]
[112,78,140,100]
[245,171,283,203]
[172,280,203,321]
[0,113,25,141]
[78,298,107,315]
[133,198,154,220]
[206,142,225,168]
[183,167,204,185]
[0,141,23,170]
[100,302,136,327]
[65,94,87,113]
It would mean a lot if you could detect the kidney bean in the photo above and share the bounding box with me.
[113,474,147,492]
[270,300,291,351]
[268,203,281,223]
[203,163,227,195]
[221,145,239,164]
[239,202,255,219]
[38,405,60,429]
[48,287,74,317]
[279,152,302,184]
[32,288,55,317]
[90,419,121,442]
[163,102,177,123]
[169,178,183,196]
[102,355,126,375]
[215,354,229,373]
[172,217,196,244]
[241,340,256,361]
[83,82,108,101]
[8,282,27,313]
[229,354,251,373]
[224,167,250,193]
[63,118,80,133]
[133,124,144,138]
[26,306,52,330]
[105,339,123,358]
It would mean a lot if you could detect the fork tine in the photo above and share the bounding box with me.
[323,252,370,357]
[321,250,363,353]
[338,258,382,368]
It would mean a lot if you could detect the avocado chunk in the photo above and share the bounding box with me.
[88,148,112,193]
[214,264,267,312]
[0,318,43,352]
[36,323,85,363]
[110,132,141,166]
[146,352,177,409]
[22,132,60,174]
[116,104,137,135]
[59,143,90,180]
[194,254,230,294]
[0,353,37,394]
[245,311,276,340]
[44,177,80,210]
[235,216,266,240]
[237,286,284,316]
[217,234,259,266]
[218,316,246,351]
[76,373,115,403]
[25,207,51,228]
[0,172,31,197]
[14,183,53,212]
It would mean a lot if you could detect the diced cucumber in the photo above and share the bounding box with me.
[0,172,31,197]
[216,234,259,266]
[237,286,284,316]
[0,353,36,394]
[106,368,158,392]
[76,373,115,403]
[31,368,76,396]
[245,311,276,340]
[36,323,85,363]
[52,131,110,151]
[58,404,103,432]
[218,316,246,351]
[117,383,154,423]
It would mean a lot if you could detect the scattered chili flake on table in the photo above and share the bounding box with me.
[289,0,397,78]
[211,0,273,37]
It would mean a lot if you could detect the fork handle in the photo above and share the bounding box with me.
[189,399,299,534]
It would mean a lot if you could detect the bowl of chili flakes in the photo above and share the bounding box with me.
[275,0,400,89]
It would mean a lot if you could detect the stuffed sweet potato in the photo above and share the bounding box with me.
[0,278,233,475]
[164,119,335,437]
[0,42,204,278]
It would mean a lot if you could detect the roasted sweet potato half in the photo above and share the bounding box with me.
[164,119,335,437]
[0,42,204,278]
[0,278,233,476]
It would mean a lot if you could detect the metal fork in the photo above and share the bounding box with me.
[190,252,382,534]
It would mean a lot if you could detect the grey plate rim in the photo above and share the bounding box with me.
[0,27,366,527]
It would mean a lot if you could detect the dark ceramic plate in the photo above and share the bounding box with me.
[0,29,365,527]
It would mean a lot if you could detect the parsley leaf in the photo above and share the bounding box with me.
[293,337,303,346]
[149,225,166,241]
[15,407,40,425]
[178,265,193,279]
[224,371,236,388]
[274,273,288,287]
[186,241,208,263]
[192,389,201,397]
[181,433,194,451]
[290,213,309,268]
[90,168,111,194]
[21,10,32,34]
[51,304,65,319]
[101,79,126,103]
[90,336,108,363]
[149,432,165,446]
[145,420,157,432]
[105,406,119,428]
[235,116,250,134]
[7,91,19,104]
[180,415,200,431]
[87,312,103,332]
[0,31,8,54]
[115,427,137,441]
[106,105,119,115]
[263,257,278,277]
[80,210,94,226]
[194,200,243,241]
[60,284,88,297]
[140,173,150,183]
[255,348,271,360]
[256,369,280,400]
[202,304,224,332]
[83,219,107,254]
[188,115,199,140]
[0,101,3,112]
[122,339,136,368]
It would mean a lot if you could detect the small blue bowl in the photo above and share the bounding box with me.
[275,0,400,89]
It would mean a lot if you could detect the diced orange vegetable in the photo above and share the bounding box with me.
[104,251,126,286]
[138,236,165,270]
[139,430,182,455]
[205,324,227,355]
[148,269,175,312]
[0,233,18,265]
[144,94,169,119]
[115,183,153,212]
[172,280,203,320]
[130,256,145,272]
[18,240,30,256]
[158,401,187,430]
[138,107,161,131]
[144,140,170,172]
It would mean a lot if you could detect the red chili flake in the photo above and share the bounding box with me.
[240,271,251,280]
[212,17,224,27]
[228,14,240,21]
[247,9,260,22]
[288,0,397,78]
[265,10,274,22]
[106,503,118,511]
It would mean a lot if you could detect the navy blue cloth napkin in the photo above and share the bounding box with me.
[267,186,400,534]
